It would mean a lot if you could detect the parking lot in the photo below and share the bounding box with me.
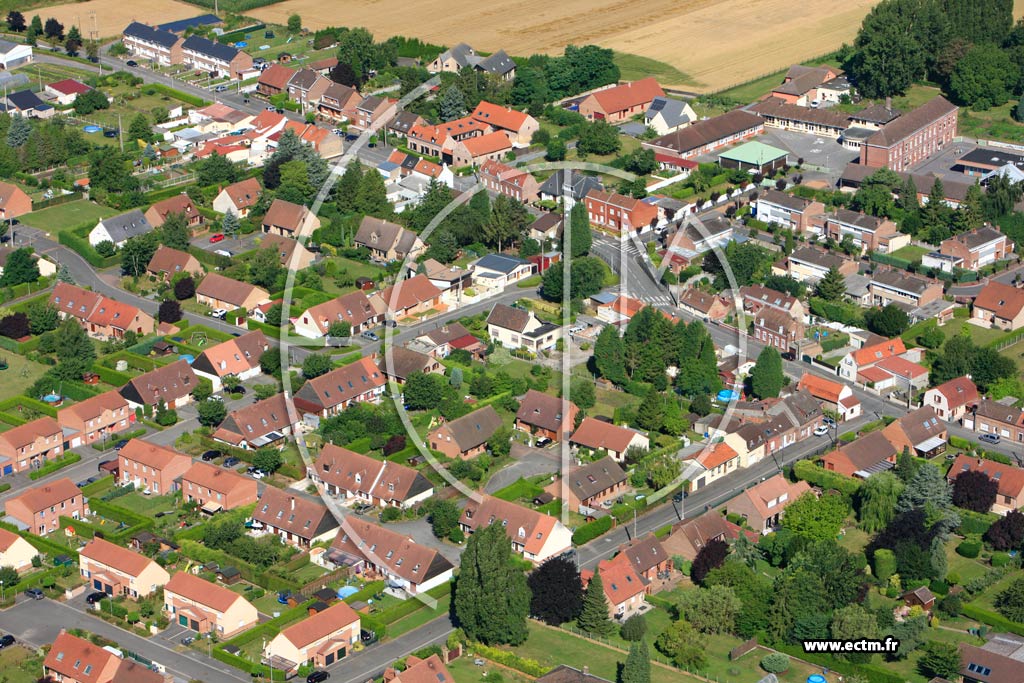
[189,231,261,256]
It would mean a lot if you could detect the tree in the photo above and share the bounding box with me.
[0,314,29,340]
[620,614,647,642]
[6,115,31,148]
[781,491,849,541]
[541,255,605,302]
[27,302,58,335]
[253,449,283,473]
[0,248,40,286]
[750,346,784,399]
[691,538,729,585]
[249,246,283,290]
[873,548,896,584]
[439,86,466,122]
[160,212,191,250]
[74,88,110,116]
[1015,98,1024,124]
[425,498,460,539]
[197,152,239,186]
[997,577,1024,623]
[354,168,390,216]
[174,276,196,300]
[222,209,240,238]
[527,556,583,625]
[488,427,512,458]
[6,11,25,31]
[568,200,591,257]
[593,325,627,385]
[158,300,182,324]
[986,510,1024,550]
[454,522,530,645]
[917,325,945,349]
[621,639,651,683]
[577,571,615,636]
[952,469,999,513]
[287,13,302,31]
[569,378,595,410]
[896,463,958,535]
[577,120,621,156]
[260,349,282,377]
[127,112,151,143]
[64,24,81,55]
[329,61,358,87]
[864,304,909,337]
[0,565,19,587]
[154,399,177,426]
[53,318,96,381]
[857,471,904,533]
[196,399,227,427]
[120,234,159,277]
[635,390,666,433]
[403,372,445,410]
[302,353,332,379]
[622,148,657,176]
[918,641,963,679]
[830,604,878,662]
[483,195,531,252]
[655,620,706,670]
[545,138,566,162]
[327,320,351,338]
[815,266,847,301]
[676,585,742,634]
[949,44,1016,110]
[43,17,64,40]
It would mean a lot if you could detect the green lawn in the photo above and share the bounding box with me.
[0,645,45,683]
[387,594,453,638]
[21,200,119,234]
[492,476,545,502]
[448,656,536,683]
[613,52,694,87]
[714,60,840,102]
[110,491,179,517]
[0,353,53,402]
[945,541,989,582]
[891,245,931,263]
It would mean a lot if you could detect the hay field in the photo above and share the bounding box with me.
[27,0,201,41]
[249,0,879,91]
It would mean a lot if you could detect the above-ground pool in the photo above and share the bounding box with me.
[42,393,64,407]
[336,585,359,599]
[716,389,739,402]
[234,41,247,47]
[808,676,827,683]
[178,354,195,364]
[83,125,102,133]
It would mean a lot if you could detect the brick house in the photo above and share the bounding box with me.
[939,225,1012,270]
[371,274,443,321]
[0,416,63,475]
[261,198,321,237]
[57,390,133,449]
[6,478,86,535]
[813,209,908,254]
[345,95,397,133]
[257,63,296,97]
[478,159,540,202]
[286,69,330,111]
[452,131,513,168]
[407,118,488,159]
[181,35,253,79]
[722,474,811,534]
[643,109,765,160]
[458,495,572,563]
[317,82,361,120]
[264,602,360,674]
[754,189,825,233]
[546,455,627,511]
[49,283,156,341]
[964,399,1024,444]
[182,461,258,513]
[119,359,198,410]
[212,178,262,217]
[309,444,433,509]
[869,268,944,308]
[144,194,204,229]
[251,487,339,549]
[924,377,979,423]
[196,273,271,313]
[569,418,649,462]
[212,393,300,450]
[118,439,191,495]
[293,357,386,418]
[860,96,958,170]
[769,65,846,105]
[584,190,659,235]
[947,454,1024,515]
[774,245,858,283]
[615,534,671,583]
[822,429,901,478]
[164,572,258,637]
[470,101,539,145]
[663,515,752,561]
[79,537,169,598]
[146,245,203,282]
[122,22,183,66]
[581,553,648,619]
[0,181,32,220]
[973,281,1024,330]
[578,78,665,123]
[293,290,384,339]
[752,307,803,354]
[514,390,579,442]
[677,288,730,321]
[428,405,503,459]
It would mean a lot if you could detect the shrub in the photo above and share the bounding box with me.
[991,552,1012,567]
[761,653,790,673]
[620,614,647,641]
[957,539,982,558]
[380,507,402,522]
[571,516,613,545]
[929,580,949,595]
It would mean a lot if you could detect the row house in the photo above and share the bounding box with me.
[741,284,805,321]
[677,287,730,322]
[212,393,300,450]
[250,487,339,549]
[547,455,628,512]
[309,444,433,509]
[49,282,155,341]
[286,69,330,111]
[57,390,133,449]
[181,35,253,79]
[869,268,944,308]
[773,245,858,283]
[723,474,811,534]
[947,454,1024,516]
[317,82,361,121]
[939,225,1012,270]
[182,461,258,513]
[923,377,979,423]
[515,390,579,443]
[122,22,183,66]
[146,245,203,282]
[79,537,169,598]
[0,416,63,475]
[750,98,851,138]
[294,290,385,339]
[643,109,765,161]
[264,602,360,675]
[581,553,648,620]
[796,372,863,422]
[752,306,802,354]
[569,417,649,463]
[6,478,86,536]
[257,63,296,97]
[45,631,163,683]
[584,190,659,235]
[386,111,426,139]
[346,95,397,133]
[470,101,539,145]
[428,405,503,460]
[973,281,1024,331]
[478,159,540,202]
[293,357,386,419]
[452,131,513,168]
[689,441,741,488]
[813,208,909,254]
[119,359,198,410]
[118,439,191,495]
[164,572,258,637]
[754,189,825,233]
[458,495,573,563]
[964,399,1024,444]
[371,274,444,322]
[407,118,488,159]
[578,78,665,123]
[861,96,958,171]
[191,330,269,392]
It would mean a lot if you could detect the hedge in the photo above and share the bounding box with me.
[793,459,861,495]
[146,83,208,107]
[958,509,997,536]
[960,603,1024,637]
[29,452,82,480]
[0,395,59,417]
[771,642,904,683]
[91,364,134,387]
[343,580,386,605]
[471,642,548,677]
[82,476,115,497]
[572,516,613,545]
[89,498,152,527]
[178,539,298,592]
[0,520,79,560]
[58,227,120,269]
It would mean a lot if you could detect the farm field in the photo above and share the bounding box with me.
[250,0,879,91]
[23,0,201,40]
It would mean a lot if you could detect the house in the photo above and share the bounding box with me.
[581,553,648,619]
[0,39,30,70]
[663,514,752,561]
[690,441,741,487]
[741,284,805,320]
[479,159,540,202]
[0,417,63,475]
[251,487,339,549]
[263,601,360,674]
[774,245,858,283]
[346,95,397,133]
[869,268,944,308]
[749,98,851,138]
[213,178,262,217]
[378,347,441,385]
[570,418,649,462]
[474,50,516,80]
[372,274,444,321]
[547,455,628,511]
[262,198,320,237]
[644,96,696,135]
[537,170,603,206]
[259,233,315,271]
[0,182,32,220]
[257,63,296,96]
[529,214,563,243]
[181,35,253,79]
[287,69,330,111]
[964,399,1024,444]
[643,109,765,161]
[407,118,488,159]
[118,439,191,495]
[182,461,258,513]
[677,288,730,321]
[44,631,164,683]
[79,537,169,598]
[44,79,91,106]
[317,81,361,120]
[5,478,86,535]
[595,295,646,327]
[814,209,906,254]
[584,190,659,235]
[458,495,572,563]
[838,337,907,382]
[536,667,614,683]
[973,281,1024,331]
[326,518,454,595]
[723,475,811,534]
[939,225,1012,270]
[309,444,433,508]
[823,430,900,478]
[196,273,270,313]
[515,390,579,442]
[578,78,665,123]
[49,283,155,341]
[616,533,670,582]
[888,406,945,457]
[797,372,862,421]
[119,359,198,409]
[57,391,133,449]
[752,307,803,354]
[755,189,825,234]
[405,321,475,358]
[88,209,154,248]
[486,303,561,353]
[428,43,477,72]
[924,377,979,423]
[383,655,454,683]
[294,290,384,339]
[5,89,52,118]
[146,246,203,282]
[191,330,269,391]
[0,527,37,571]
[861,96,958,171]
[293,357,386,419]
[960,633,1024,683]
[452,131,513,168]
[947,454,1024,515]
[386,111,425,139]
[144,194,204,229]
[428,405,503,459]
[901,585,936,612]
[122,22,182,65]
[769,64,847,105]
[354,216,425,262]
[212,393,300,450]
[472,254,535,290]
[164,572,258,637]
[470,101,538,145]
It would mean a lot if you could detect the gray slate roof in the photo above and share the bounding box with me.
[123,22,180,49]
[645,97,691,129]
[101,209,154,241]
[538,170,603,200]
[475,253,530,274]
[477,50,515,76]
[182,35,239,64]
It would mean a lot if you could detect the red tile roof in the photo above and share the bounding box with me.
[931,377,979,409]
[471,101,532,132]
[948,454,1024,500]
[80,537,155,577]
[48,79,91,95]
[589,78,665,115]
[851,338,906,367]
[570,417,643,453]
[279,601,359,649]
[8,477,81,513]
[460,131,512,157]
[797,373,844,403]
[975,281,1024,320]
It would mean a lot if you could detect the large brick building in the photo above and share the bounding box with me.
[860,96,958,171]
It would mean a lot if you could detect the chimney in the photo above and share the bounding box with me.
[885,96,892,111]
[290,496,295,511]
[583,667,590,675]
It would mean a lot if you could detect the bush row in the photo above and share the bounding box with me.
[960,604,1024,637]
[792,459,861,496]
[29,452,82,480]
[571,516,613,545]
[471,642,548,677]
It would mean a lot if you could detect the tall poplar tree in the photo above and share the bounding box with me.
[454,523,530,645]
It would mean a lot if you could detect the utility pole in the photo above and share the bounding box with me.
[118,113,123,153]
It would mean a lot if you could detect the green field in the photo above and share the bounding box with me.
[613,52,694,88]
[21,200,119,234]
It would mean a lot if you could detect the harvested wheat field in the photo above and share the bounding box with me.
[251,0,879,91]
[29,0,201,42]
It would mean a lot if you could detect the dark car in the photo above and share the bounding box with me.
[232,386,246,395]
[307,672,330,683]
[181,636,194,646]
[781,352,796,362]
[360,629,376,643]
[24,588,44,600]
[223,456,240,467]
[673,492,685,502]
[0,635,14,649]
[114,440,129,451]
[534,436,552,448]
[201,450,222,461]
[126,60,138,67]
[86,592,107,605]
[103,129,118,138]
[87,56,99,63]
[77,480,90,488]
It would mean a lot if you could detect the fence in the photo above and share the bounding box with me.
[150,172,198,189]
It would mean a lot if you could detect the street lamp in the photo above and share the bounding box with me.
[1,579,5,603]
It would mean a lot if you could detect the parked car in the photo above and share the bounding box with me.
[781,352,796,361]
[822,416,836,427]
[210,308,228,320]
[103,129,118,138]
[360,629,376,643]
[126,60,138,67]
[214,249,233,258]
[361,330,379,342]
[980,433,1001,444]
[209,233,225,243]
[223,457,240,467]
[353,503,374,515]
[307,673,330,683]
[534,436,552,448]
[250,469,266,480]
[265,105,276,111]
[214,85,229,92]
[24,588,44,600]
[201,450,222,461]
[0,635,14,649]
[181,636,194,646]
[114,440,129,451]
[86,592,107,605]
[673,492,685,502]
[814,425,830,437]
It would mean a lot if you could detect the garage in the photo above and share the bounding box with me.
[0,40,32,69]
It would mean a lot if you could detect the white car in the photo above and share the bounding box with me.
[814,425,830,437]
[251,470,266,480]
[210,308,228,319]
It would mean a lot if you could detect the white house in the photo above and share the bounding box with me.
[0,40,32,69]
[486,303,562,353]
[644,97,696,136]
[470,254,535,291]
[88,210,155,248]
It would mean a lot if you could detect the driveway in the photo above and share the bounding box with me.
[384,518,464,564]
[484,446,560,495]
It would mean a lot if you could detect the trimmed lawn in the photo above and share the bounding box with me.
[891,245,931,263]
[21,200,119,234]
[110,492,178,517]
[387,594,452,638]
[0,353,52,400]
[613,52,694,87]
[836,524,870,554]
[945,541,988,582]
[448,655,535,683]
[493,476,546,502]
[0,645,45,683]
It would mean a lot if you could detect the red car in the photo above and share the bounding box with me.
[209,233,225,243]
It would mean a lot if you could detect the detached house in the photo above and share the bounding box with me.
[939,225,1012,270]
[570,418,649,462]
[293,357,386,419]
[146,245,203,282]
[515,390,579,443]
[79,537,169,598]
[723,474,811,534]
[973,281,1024,331]
[354,216,425,262]
[119,359,198,409]
[294,290,384,339]
[814,208,907,254]
[579,78,665,123]
[616,534,671,583]
[823,427,903,478]
[264,601,360,675]
[548,455,628,511]
[182,461,258,513]
[251,487,339,549]
[57,390,132,449]
[213,177,262,217]
[428,405,503,459]
[838,337,907,382]
[196,273,270,313]
[947,454,1024,515]
[309,444,433,509]
[164,572,258,637]
[212,393,300,450]
[581,553,648,619]
[459,495,572,563]
[191,330,269,392]
[118,439,191,495]
[144,194,204,229]
[0,527,37,571]
[0,182,32,220]
[663,514,752,561]
[924,377,979,423]
[0,417,63,475]
[259,233,315,271]
[6,478,86,535]
[472,254,535,290]
[677,288,730,322]
[774,245,857,282]
[261,198,320,237]
[869,268,944,308]
[752,306,803,355]
[88,209,154,248]
[644,96,696,135]
[487,303,561,353]
[770,64,847,105]
[371,274,444,321]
